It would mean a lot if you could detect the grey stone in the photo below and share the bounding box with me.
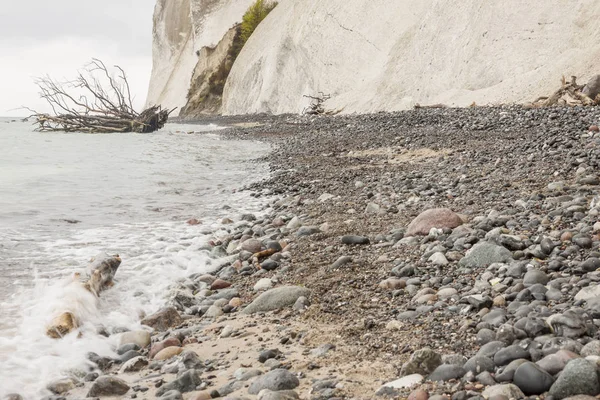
[400,348,442,376]
[428,364,466,381]
[459,242,513,268]
[513,361,554,395]
[248,369,300,395]
[494,345,531,366]
[583,75,600,99]
[46,379,75,394]
[581,341,600,357]
[331,256,352,268]
[141,306,182,332]
[341,235,370,245]
[523,269,549,286]
[242,286,312,314]
[156,370,202,396]
[87,376,130,397]
[549,359,600,399]
[296,226,320,237]
[463,355,495,374]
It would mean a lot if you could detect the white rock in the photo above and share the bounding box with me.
[364,202,382,214]
[220,325,235,338]
[119,356,148,373]
[318,193,335,202]
[437,288,458,299]
[378,374,424,390]
[253,278,274,292]
[117,330,151,348]
[428,252,448,266]
[286,216,302,230]
[575,285,600,302]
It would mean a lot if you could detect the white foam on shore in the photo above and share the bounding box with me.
[0,216,263,398]
[0,122,272,398]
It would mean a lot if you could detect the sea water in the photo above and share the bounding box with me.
[0,119,269,398]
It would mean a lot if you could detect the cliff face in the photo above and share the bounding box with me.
[146,0,254,112]
[221,0,600,114]
[149,0,600,116]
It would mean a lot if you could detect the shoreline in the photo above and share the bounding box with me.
[31,105,600,400]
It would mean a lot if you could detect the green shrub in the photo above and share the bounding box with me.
[240,0,278,46]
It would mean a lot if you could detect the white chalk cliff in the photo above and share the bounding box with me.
[149,0,600,115]
[146,0,254,111]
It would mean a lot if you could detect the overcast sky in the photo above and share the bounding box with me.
[0,1,155,116]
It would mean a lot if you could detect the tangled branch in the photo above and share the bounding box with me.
[30,59,174,133]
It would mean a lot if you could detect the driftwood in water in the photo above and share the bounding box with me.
[532,75,600,107]
[30,59,174,133]
[46,253,121,339]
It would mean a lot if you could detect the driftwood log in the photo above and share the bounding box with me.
[30,59,174,133]
[532,75,600,107]
[46,253,121,339]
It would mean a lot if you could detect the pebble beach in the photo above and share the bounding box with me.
[23,105,600,400]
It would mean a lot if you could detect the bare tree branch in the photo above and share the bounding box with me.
[30,59,174,133]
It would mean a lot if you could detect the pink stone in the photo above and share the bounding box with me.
[406,208,463,236]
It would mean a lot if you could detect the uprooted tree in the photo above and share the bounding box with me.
[30,59,174,133]
[532,75,600,107]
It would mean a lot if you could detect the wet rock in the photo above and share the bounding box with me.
[242,286,311,314]
[87,376,130,397]
[406,208,463,236]
[116,343,141,355]
[428,364,466,382]
[459,242,512,268]
[141,307,182,332]
[156,370,202,396]
[401,348,442,376]
[46,379,75,394]
[513,361,554,395]
[117,330,151,348]
[3,395,23,400]
[341,235,370,245]
[118,350,142,363]
[549,359,600,399]
[210,279,231,290]
[248,369,300,395]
